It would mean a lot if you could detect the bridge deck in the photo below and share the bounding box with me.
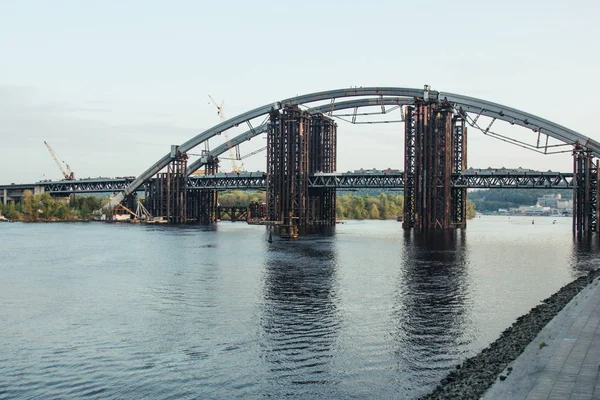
[0,171,576,194]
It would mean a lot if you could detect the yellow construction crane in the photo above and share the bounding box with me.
[208,95,243,172]
[44,141,75,180]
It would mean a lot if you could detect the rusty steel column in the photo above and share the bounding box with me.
[143,151,188,223]
[403,105,416,229]
[451,115,467,228]
[404,103,458,230]
[308,113,337,226]
[572,146,598,235]
[199,156,219,224]
[267,105,310,238]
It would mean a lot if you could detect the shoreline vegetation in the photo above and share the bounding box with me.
[1,190,477,222]
[0,190,106,222]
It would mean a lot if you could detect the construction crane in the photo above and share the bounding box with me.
[208,95,244,172]
[43,141,75,180]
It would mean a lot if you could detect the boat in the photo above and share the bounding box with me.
[396,215,403,222]
[112,214,130,222]
[144,216,168,224]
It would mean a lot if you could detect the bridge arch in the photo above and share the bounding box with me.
[115,86,600,203]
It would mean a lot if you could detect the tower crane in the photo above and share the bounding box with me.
[208,95,244,173]
[43,141,75,180]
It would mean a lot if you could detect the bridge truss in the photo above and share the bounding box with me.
[29,171,576,194]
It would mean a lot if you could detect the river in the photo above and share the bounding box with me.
[0,216,598,399]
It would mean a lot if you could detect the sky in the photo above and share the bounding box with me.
[1,0,599,183]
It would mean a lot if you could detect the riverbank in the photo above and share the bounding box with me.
[419,267,600,400]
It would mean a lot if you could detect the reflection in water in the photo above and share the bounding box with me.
[393,230,471,398]
[5,219,600,399]
[260,238,340,397]
[571,235,600,275]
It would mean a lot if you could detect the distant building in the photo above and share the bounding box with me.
[538,194,560,207]
[518,205,551,215]
[537,193,572,210]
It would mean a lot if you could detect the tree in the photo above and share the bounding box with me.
[467,200,477,219]
[369,203,380,219]
[21,190,37,220]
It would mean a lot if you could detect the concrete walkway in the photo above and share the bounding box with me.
[482,275,600,400]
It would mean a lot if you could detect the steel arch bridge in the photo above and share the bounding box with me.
[116,86,600,200]
[110,86,600,234]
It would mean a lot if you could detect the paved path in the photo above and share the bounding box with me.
[482,275,600,400]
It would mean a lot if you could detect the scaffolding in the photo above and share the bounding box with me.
[267,105,310,238]
[572,146,599,234]
[145,149,188,223]
[403,103,467,230]
[308,114,337,225]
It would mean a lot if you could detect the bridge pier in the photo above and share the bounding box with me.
[187,155,219,224]
[266,106,337,238]
[145,148,188,223]
[572,146,599,235]
[403,103,467,230]
[308,114,337,226]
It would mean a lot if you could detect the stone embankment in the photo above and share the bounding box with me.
[419,267,600,400]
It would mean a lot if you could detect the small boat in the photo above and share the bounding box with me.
[144,216,168,224]
[396,215,403,222]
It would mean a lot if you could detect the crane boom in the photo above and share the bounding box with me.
[208,95,243,172]
[44,141,75,180]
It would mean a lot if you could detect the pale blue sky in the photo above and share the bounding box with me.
[1,0,599,182]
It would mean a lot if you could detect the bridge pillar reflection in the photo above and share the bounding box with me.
[572,146,599,235]
[267,106,337,238]
[403,103,467,230]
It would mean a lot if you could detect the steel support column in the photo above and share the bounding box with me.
[308,114,337,226]
[144,150,188,223]
[404,103,464,230]
[573,146,599,235]
[267,105,310,238]
[403,105,416,228]
[451,116,468,228]
[197,156,219,224]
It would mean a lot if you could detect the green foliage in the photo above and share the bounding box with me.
[5,193,103,221]
[337,193,404,220]
[69,196,105,219]
[467,200,477,219]
[219,191,266,207]
[469,189,572,212]
[1,202,22,220]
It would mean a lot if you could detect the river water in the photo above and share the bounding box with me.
[0,216,598,399]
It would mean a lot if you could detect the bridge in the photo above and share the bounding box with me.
[0,170,576,196]
[3,86,599,236]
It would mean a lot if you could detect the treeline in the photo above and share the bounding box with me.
[0,191,106,221]
[337,193,404,219]
[469,189,572,212]
[217,191,476,220]
[218,191,265,207]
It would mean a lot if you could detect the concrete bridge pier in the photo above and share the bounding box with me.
[403,103,468,230]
